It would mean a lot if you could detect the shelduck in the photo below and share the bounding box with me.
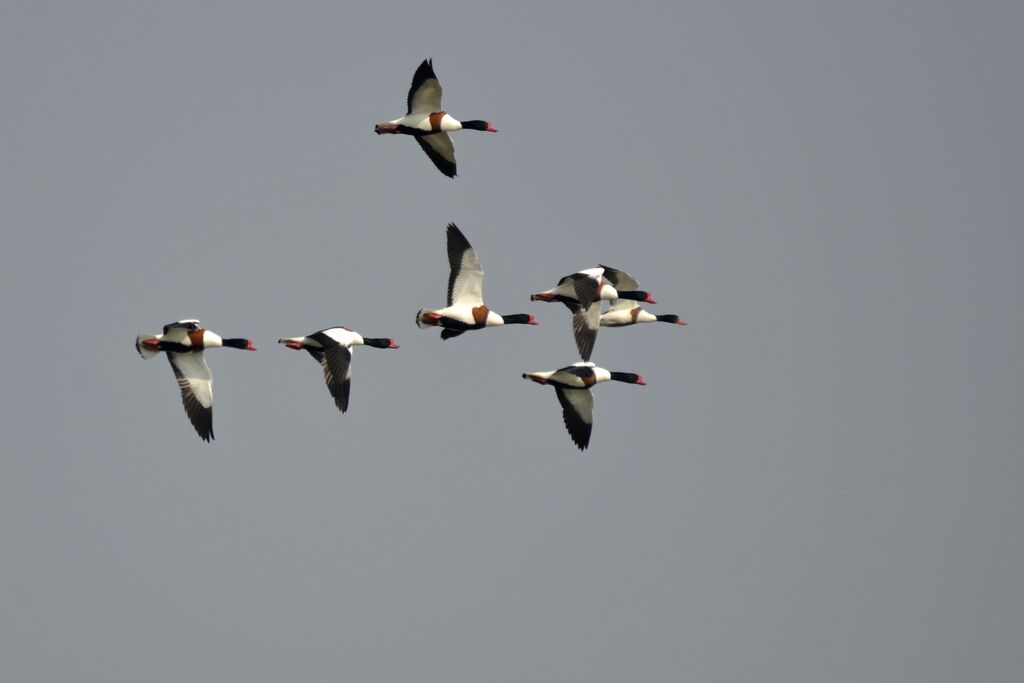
[416,223,538,339]
[530,266,655,362]
[278,327,399,413]
[530,266,656,309]
[375,59,497,178]
[600,305,686,327]
[135,319,256,442]
[522,361,646,450]
[598,264,686,327]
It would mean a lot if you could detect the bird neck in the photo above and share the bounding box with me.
[617,290,651,302]
[460,120,495,132]
[223,338,256,350]
[363,337,398,349]
[500,313,536,325]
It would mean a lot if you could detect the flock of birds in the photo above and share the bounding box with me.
[136,59,686,450]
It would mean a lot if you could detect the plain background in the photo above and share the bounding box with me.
[2,2,1022,681]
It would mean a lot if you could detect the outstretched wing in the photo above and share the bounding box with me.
[163,319,200,335]
[598,265,640,292]
[416,133,457,178]
[446,223,484,306]
[319,345,353,413]
[161,320,200,343]
[555,387,594,451]
[570,273,600,310]
[570,300,601,361]
[167,352,214,442]
[407,59,443,115]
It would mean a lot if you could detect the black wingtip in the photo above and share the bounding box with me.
[446,223,470,248]
[567,426,590,451]
[411,58,437,87]
[194,423,214,442]
[555,388,593,451]
[407,58,442,116]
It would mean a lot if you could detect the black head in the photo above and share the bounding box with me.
[223,338,257,351]
[609,371,645,385]
[618,290,656,304]
[501,313,538,326]
[656,314,686,325]
[364,337,400,349]
[461,120,497,132]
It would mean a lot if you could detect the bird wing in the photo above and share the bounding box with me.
[598,264,640,292]
[416,133,457,178]
[446,223,484,306]
[320,345,353,413]
[161,320,199,343]
[571,300,601,361]
[555,387,594,451]
[570,273,600,310]
[163,319,200,336]
[606,297,640,313]
[407,59,443,114]
[167,351,214,442]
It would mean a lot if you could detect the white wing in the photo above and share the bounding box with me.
[446,223,484,306]
[320,345,354,413]
[416,133,457,178]
[571,300,601,361]
[408,60,443,114]
[167,352,214,441]
[598,265,640,292]
[555,387,595,450]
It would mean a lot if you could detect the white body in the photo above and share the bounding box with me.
[136,325,225,358]
[420,305,506,327]
[278,327,366,350]
[536,267,621,302]
[523,362,612,388]
[599,303,659,327]
[385,112,464,132]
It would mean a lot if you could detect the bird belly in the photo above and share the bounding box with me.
[395,113,437,133]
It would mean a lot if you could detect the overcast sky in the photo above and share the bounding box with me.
[2,2,1022,682]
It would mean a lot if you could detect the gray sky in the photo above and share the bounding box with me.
[2,2,1023,681]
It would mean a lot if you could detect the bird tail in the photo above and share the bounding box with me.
[135,335,161,359]
[416,309,441,329]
